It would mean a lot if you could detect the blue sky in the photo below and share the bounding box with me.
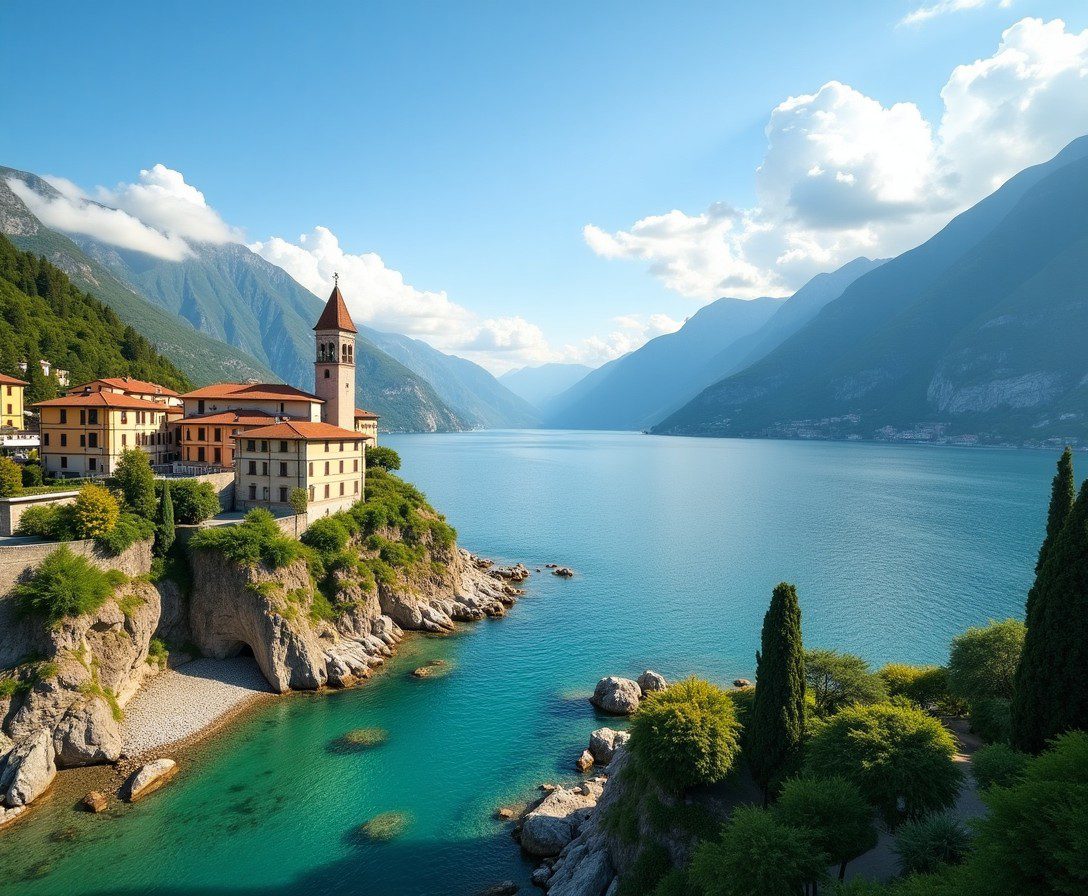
[3,1,1087,372]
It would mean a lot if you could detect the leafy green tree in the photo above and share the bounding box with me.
[72,483,120,538]
[947,619,1024,705]
[300,516,351,556]
[155,481,175,557]
[690,806,826,896]
[365,445,401,472]
[774,775,878,880]
[21,462,43,487]
[805,649,887,717]
[969,731,1088,895]
[878,664,958,713]
[289,487,308,515]
[749,582,806,796]
[805,703,962,828]
[113,448,156,518]
[1012,480,1088,753]
[0,456,22,497]
[629,677,742,792]
[893,813,972,876]
[167,479,222,524]
[971,743,1028,791]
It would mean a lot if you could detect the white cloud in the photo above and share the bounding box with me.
[586,17,1088,300]
[559,312,683,366]
[8,176,193,261]
[900,0,1011,28]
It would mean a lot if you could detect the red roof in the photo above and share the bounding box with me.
[34,392,183,413]
[354,408,379,420]
[0,373,28,386]
[181,383,323,402]
[232,420,362,441]
[314,285,357,333]
[176,411,281,426]
[75,376,180,397]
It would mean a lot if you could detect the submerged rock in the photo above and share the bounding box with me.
[590,678,641,715]
[81,791,109,813]
[331,727,389,752]
[357,810,411,842]
[553,567,574,578]
[411,659,451,679]
[122,758,177,802]
[479,883,518,896]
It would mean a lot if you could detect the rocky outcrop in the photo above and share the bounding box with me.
[590,678,641,715]
[637,671,667,695]
[588,728,630,766]
[122,758,177,802]
[519,779,605,858]
[1,729,55,807]
[52,697,123,765]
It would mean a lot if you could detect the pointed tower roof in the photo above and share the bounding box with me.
[314,284,357,333]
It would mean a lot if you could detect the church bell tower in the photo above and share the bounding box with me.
[314,274,357,430]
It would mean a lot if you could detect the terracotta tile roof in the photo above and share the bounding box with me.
[34,392,183,413]
[181,383,323,402]
[176,411,281,426]
[232,420,363,441]
[76,376,180,397]
[354,408,380,419]
[314,285,358,333]
[0,373,28,386]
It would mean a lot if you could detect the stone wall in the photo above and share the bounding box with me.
[0,538,153,669]
[0,491,78,537]
[159,470,236,512]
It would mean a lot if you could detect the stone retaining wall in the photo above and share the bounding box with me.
[0,491,78,537]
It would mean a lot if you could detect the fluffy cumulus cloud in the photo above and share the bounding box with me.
[562,313,683,366]
[585,17,1088,299]
[7,164,237,262]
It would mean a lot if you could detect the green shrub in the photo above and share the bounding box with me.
[72,484,120,538]
[167,479,222,524]
[112,449,156,518]
[805,703,962,828]
[95,512,155,555]
[805,649,888,717]
[968,698,1011,744]
[947,619,1024,705]
[649,868,697,896]
[894,814,972,876]
[617,843,673,896]
[629,677,741,792]
[0,456,22,497]
[14,547,126,624]
[775,775,878,880]
[146,637,168,668]
[878,664,958,713]
[301,516,351,554]
[727,685,755,731]
[288,487,308,515]
[365,446,401,471]
[690,806,827,896]
[21,463,43,488]
[16,503,78,540]
[189,508,302,569]
[971,743,1028,791]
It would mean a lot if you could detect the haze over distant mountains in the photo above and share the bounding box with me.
[499,363,592,414]
[655,135,1088,443]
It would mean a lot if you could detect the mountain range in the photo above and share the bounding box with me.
[654,135,1088,443]
[499,363,592,413]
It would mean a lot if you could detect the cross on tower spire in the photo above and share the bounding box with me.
[333,272,339,288]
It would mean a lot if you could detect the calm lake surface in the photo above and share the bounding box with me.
[0,432,1054,895]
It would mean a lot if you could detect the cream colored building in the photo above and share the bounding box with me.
[67,376,182,408]
[35,392,181,477]
[0,373,27,431]
[233,420,364,517]
[354,409,379,447]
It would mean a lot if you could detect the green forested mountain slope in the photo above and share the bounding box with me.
[0,234,191,401]
[544,296,784,430]
[655,136,1088,442]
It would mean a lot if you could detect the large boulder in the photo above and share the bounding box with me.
[520,781,604,858]
[3,729,56,807]
[588,728,630,765]
[590,677,641,715]
[53,697,122,767]
[637,670,668,695]
[123,758,177,802]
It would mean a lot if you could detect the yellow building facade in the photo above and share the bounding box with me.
[0,374,27,431]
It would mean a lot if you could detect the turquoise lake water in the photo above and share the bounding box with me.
[0,432,1055,895]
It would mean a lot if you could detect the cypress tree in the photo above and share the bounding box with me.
[155,481,175,557]
[1035,447,1075,576]
[1012,480,1088,753]
[749,582,806,797]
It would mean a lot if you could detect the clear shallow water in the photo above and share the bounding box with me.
[0,432,1052,896]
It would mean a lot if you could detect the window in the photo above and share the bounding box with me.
[79,435,86,447]
[324,484,330,499]
[198,447,206,463]
[339,460,344,474]
[88,433,98,449]
[309,486,315,501]
[339,482,345,496]
[197,400,205,414]
[279,441,288,453]
[324,369,330,379]
[120,411,127,424]
[249,484,257,500]
[44,433,50,446]
[324,461,329,475]
[60,456,68,469]
[60,410,67,424]
[247,460,257,475]
[214,428,221,441]
[308,461,313,476]
[214,448,222,464]
[60,434,67,447]
[260,441,268,452]
[279,402,285,413]
[353,459,358,472]
[324,441,330,451]
[279,487,288,503]
[353,441,359,451]
[246,440,255,451]
[137,412,144,425]
[261,462,268,476]
[88,409,98,425]
[279,462,288,477]
[5,404,10,415]
[79,410,86,425]
[339,441,344,452]
[89,458,97,472]
[354,481,359,495]
[198,427,205,441]
[121,434,127,447]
